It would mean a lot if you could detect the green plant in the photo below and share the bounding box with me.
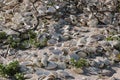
[0,61,24,80]
[28,30,37,39]
[15,73,24,80]
[0,31,7,39]
[106,36,120,41]
[70,58,88,68]
[7,35,20,48]
[19,40,30,49]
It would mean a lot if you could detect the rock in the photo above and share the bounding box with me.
[20,61,33,66]
[62,41,70,47]
[41,53,48,67]
[62,48,69,56]
[76,51,87,58]
[63,34,71,41]
[101,69,114,76]
[56,70,71,78]
[36,69,50,76]
[83,47,96,57]
[86,67,101,75]
[47,39,57,46]
[90,34,105,41]
[48,54,59,61]
[87,18,98,27]
[69,53,80,60]
[57,62,66,69]
[45,62,57,70]
[46,7,56,13]
[51,49,63,55]
[77,37,87,47]
[0,55,8,64]
[113,41,120,51]
[20,65,28,72]
[93,57,111,68]
[72,68,83,74]
[24,74,33,79]
[33,58,43,67]
[8,49,16,56]
[11,12,23,25]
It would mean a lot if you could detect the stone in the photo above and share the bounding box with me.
[48,54,59,61]
[90,34,105,41]
[20,65,28,72]
[86,67,101,75]
[56,70,71,78]
[41,53,48,67]
[57,62,66,69]
[47,39,57,46]
[20,61,33,66]
[69,53,80,60]
[24,74,33,79]
[35,69,50,76]
[101,69,114,76]
[87,18,98,27]
[77,37,87,47]
[46,7,56,13]
[45,62,57,70]
[93,57,111,68]
[76,51,87,58]
[51,49,63,55]
[113,41,120,51]
[72,68,84,74]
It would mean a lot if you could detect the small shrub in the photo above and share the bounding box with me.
[0,31,7,39]
[0,61,24,80]
[106,36,120,41]
[70,58,88,68]
[7,35,20,48]
[15,73,24,80]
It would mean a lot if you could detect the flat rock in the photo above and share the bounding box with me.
[45,62,57,70]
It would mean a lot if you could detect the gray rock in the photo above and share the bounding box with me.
[93,57,111,68]
[56,70,71,78]
[51,49,63,55]
[90,34,105,41]
[46,7,56,13]
[69,53,80,60]
[20,65,28,72]
[57,62,66,69]
[48,54,59,61]
[86,67,101,75]
[113,41,120,51]
[45,62,57,70]
[47,39,57,46]
[36,69,50,76]
[76,51,87,58]
[101,69,113,76]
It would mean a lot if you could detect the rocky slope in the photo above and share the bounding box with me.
[0,0,120,80]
